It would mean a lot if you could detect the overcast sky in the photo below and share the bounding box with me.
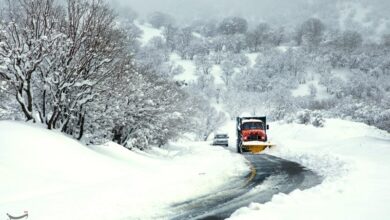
[110,0,390,28]
[112,0,309,24]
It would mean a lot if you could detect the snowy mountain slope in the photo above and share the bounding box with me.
[0,121,248,220]
[170,53,197,82]
[135,21,337,106]
[135,21,163,46]
[291,72,332,100]
[229,119,390,220]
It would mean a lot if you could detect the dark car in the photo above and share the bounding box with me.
[212,133,229,147]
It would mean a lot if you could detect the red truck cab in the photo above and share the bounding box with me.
[241,119,267,142]
[236,116,273,153]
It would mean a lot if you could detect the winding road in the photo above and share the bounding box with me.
[169,154,322,220]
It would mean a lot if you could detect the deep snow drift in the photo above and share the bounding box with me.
[229,119,390,220]
[0,121,248,219]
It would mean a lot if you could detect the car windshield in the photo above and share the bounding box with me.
[215,134,228,138]
[241,122,264,130]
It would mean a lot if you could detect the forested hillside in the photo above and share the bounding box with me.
[136,11,390,132]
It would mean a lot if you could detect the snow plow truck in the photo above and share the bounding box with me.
[236,116,275,153]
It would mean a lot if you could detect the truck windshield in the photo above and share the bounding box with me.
[215,134,228,138]
[241,122,264,130]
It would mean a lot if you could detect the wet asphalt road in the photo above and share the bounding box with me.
[168,154,322,220]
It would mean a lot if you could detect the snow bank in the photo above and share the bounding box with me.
[0,121,248,219]
[229,119,390,220]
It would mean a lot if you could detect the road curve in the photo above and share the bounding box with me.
[168,154,322,220]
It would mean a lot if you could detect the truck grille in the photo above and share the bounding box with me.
[248,134,260,141]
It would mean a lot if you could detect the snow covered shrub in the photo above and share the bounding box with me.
[296,110,312,125]
[311,111,325,127]
[283,113,296,124]
[230,53,250,67]
[128,131,149,151]
[374,110,390,133]
[296,110,325,127]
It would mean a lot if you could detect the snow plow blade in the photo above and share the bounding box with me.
[242,142,275,153]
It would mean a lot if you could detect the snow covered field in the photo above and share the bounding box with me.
[1,119,389,220]
[0,121,248,219]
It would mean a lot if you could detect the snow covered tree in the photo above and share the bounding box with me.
[0,74,21,120]
[210,51,227,65]
[41,0,132,132]
[163,24,178,52]
[136,44,170,72]
[211,34,247,53]
[119,19,142,54]
[210,35,226,53]
[0,0,168,146]
[271,27,286,46]
[296,18,325,49]
[175,27,194,59]
[185,38,210,60]
[337,30,363,52]
[218,17,248,35]
[195,55,213,77]
[190,19,218,37]
[84,64,190,149]
[225,34,247,53]
[189,96,226,141]
[0,0,64,122]
[246,23,272,52]
[194,55,215,94]
[221,60,235,86]
[282,48,306,81]
[229,53,250,67]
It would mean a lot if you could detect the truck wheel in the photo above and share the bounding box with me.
[237,144,243,154]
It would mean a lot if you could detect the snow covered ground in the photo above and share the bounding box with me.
[0,121,248,220]
[229,119,390,220]
[1,118,390,220]
[135,21,163,46]
[171,53,225,86]
[170,53,197,82]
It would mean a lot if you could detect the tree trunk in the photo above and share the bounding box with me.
[42,89,46,123]
[16,90,34,122]
[77,113,85,140]
[47,107,59,129]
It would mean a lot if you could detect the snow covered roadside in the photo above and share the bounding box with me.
[229,119,390,220]
[0,121,249,220]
